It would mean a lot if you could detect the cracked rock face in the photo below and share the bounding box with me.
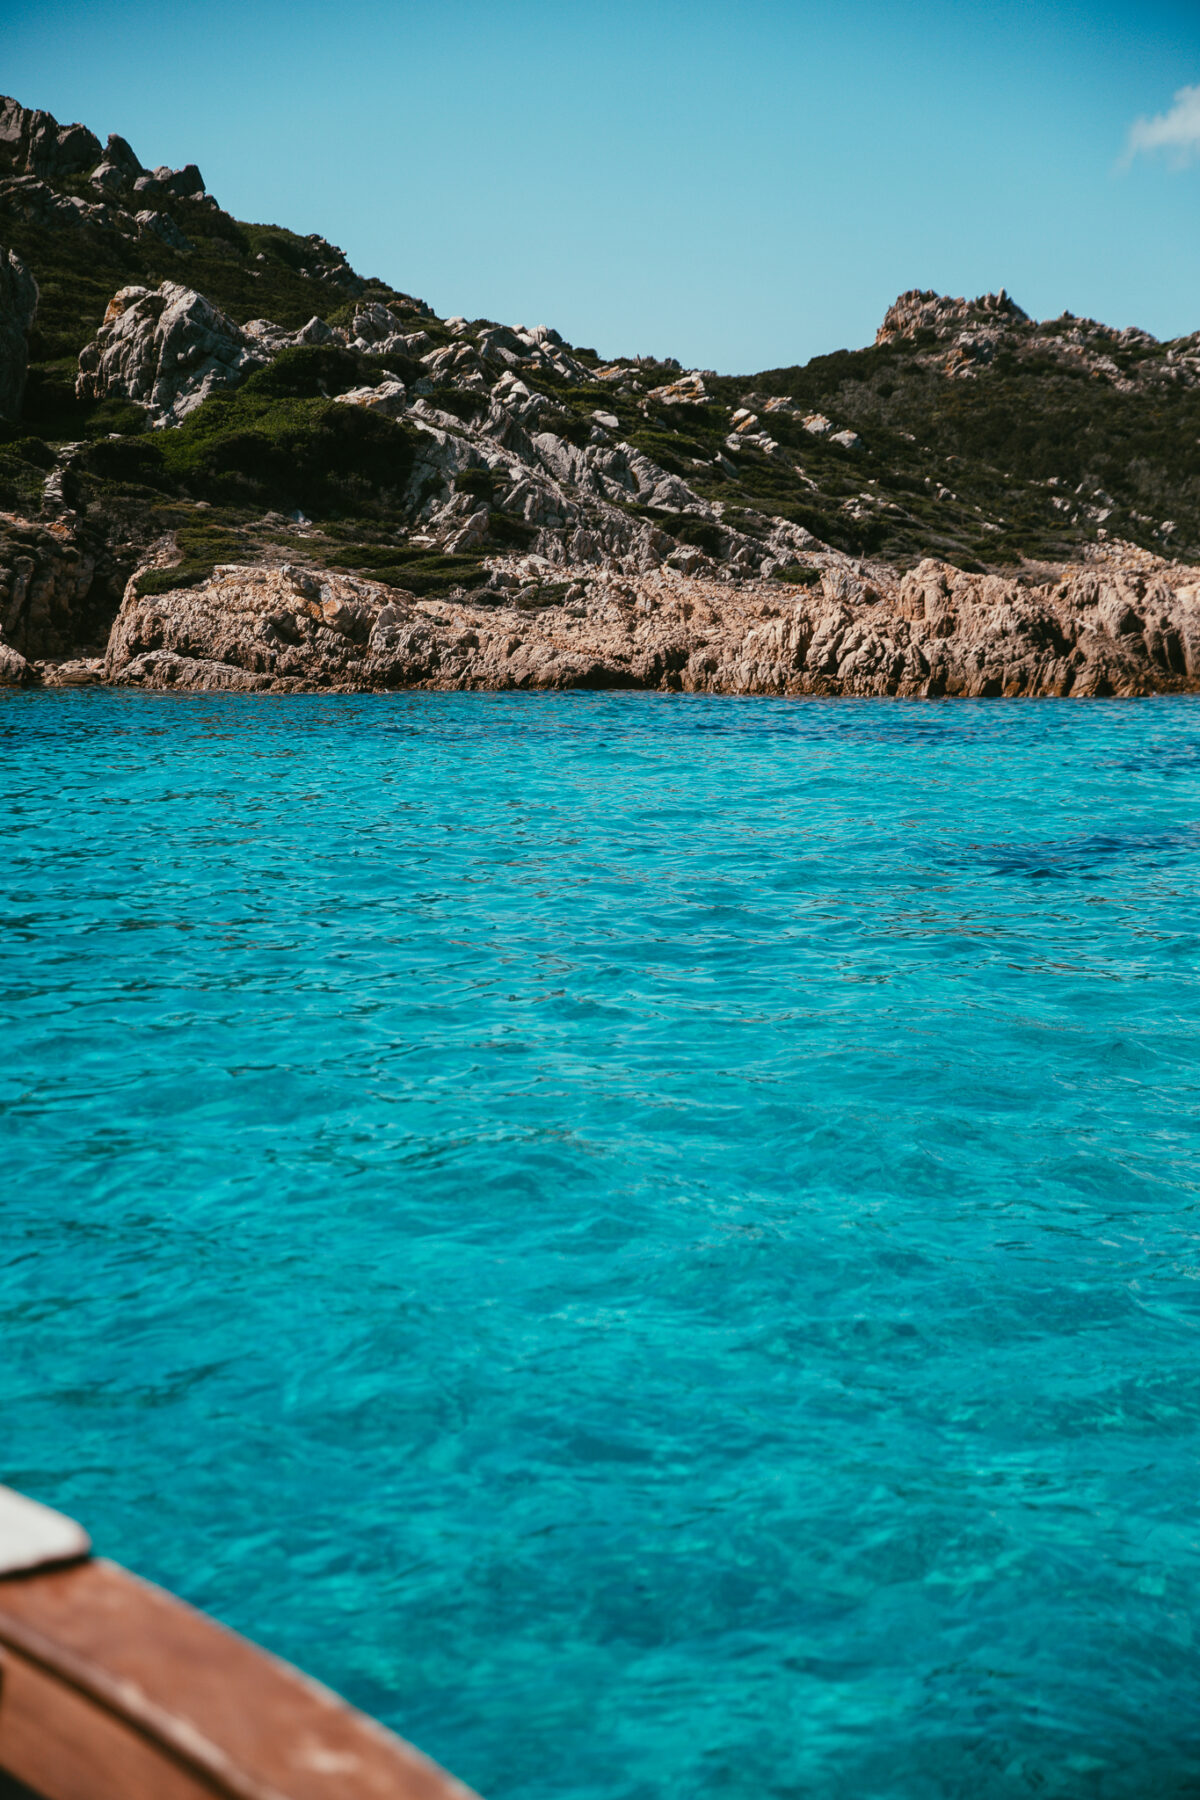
[105,564,453,692]
[97,552,1200,700]
[75,283,268,423]
[0,245,37,420]
[0,517,102,672]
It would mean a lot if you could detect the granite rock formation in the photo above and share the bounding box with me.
[97,547,1200,699]
[0,515,111,676]
[76,283,269,422]
[0,96,102,182]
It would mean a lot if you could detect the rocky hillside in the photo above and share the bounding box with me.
[1,91,1200,695]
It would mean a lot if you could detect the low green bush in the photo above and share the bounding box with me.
[627,431,691,476]
[426,387,485,424]
[156,390,417,515]
[132,523,250,596]
[538,407,592,449]
[81,435,169,489]
[327,545,486,596]
[515,583,570,609]
[662,514,724,556]
[241,346,376,400]
[82,398,149,438]
[134,561,221,596]
[1,437,56,470]
[0,439,54,510]
[455,467,496,499]
[486,510,535,548]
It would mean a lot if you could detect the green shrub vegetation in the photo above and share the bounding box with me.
[662,514,725,556]
[485,510,535,548]
[326,545,486,596]
[82,384,416,518]
[455,467,497,499]
[7,141,1200,587]
[0,436,56,511]
[132,523,251,595]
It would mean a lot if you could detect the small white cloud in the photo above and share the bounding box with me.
[1125,83,1200,167]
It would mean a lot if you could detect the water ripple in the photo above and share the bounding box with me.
[3,690,1200,1799]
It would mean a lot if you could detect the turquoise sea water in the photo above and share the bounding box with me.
[3,690,1200,1799]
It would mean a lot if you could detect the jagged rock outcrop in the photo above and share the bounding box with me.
[874,285,1189,390]
[0,96,102,181]
[0,96,375,333]
[135,210,192,250]
[75,287,432,423]
[97,133,141,184]
[0,96,209,215]
[0,176,112,228]
[371,377,822,578]
[876,289,1031,344]
[76,282,268,422]
[242,315,337,353]
[0,245,37,419]
[98,549,1200,699]
[0,516,105,677]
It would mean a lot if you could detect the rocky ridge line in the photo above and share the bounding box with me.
[876,287,1200,390]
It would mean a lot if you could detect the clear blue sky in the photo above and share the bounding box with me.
[6,0,1200,371]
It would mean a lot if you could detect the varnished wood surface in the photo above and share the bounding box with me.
[0,1558,479,1800]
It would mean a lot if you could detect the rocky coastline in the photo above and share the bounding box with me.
[4,91,1200,702]
[7,535,1199,699]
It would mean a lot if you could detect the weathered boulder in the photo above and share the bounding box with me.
[106,564,423,690]
[422,341,488,387]
[0,246,37,419]
[647,372,710,405]
[135,209,192,250]
[0,641,34,685]
[334,378,409,419]
[89,161,126,195]
[0,176,111,228]
[155,163,204,199]
[345,301,426,359]
[242,315,337,353]
[103,133,141,181]
[76,283,268,423]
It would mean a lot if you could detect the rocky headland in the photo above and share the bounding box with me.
[3,93,1200,698]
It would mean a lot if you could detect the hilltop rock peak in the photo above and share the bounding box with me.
[0,95,102,181]
[876,288,1031,345]
[0,95,209,209]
